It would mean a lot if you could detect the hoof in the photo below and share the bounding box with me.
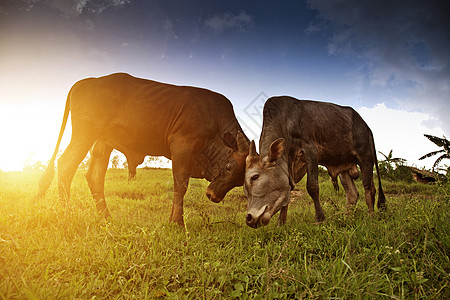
[315,214,325,223]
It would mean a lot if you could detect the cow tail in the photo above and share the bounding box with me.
[34,92,71,200]
[372,132,387,210]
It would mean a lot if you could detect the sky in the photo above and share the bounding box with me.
[0,0,448,172]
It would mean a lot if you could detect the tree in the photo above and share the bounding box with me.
[419,134,450,171]
[378,150,406,171]
[145,156,162,168]
[111,155,120,169]
[378,150,412,182]
[23,161,45,172]
[78,154,91,169]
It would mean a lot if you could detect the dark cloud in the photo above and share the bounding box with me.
[0,0,131,17]
[2,0,448,136]
[204,11,254,35]
[307,0,450,133]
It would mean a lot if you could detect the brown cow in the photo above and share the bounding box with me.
[35,73,249,225]
[244,96,386,228]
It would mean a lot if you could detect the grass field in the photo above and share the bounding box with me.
[0,168,449,299]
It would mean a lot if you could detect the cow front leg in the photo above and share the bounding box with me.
[170,171,190,226]
[169,142,195,226]
[305,155,324,222]
[277,205,288,226]
[86,141,112,218]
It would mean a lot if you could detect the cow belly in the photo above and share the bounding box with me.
[101,127,171,159]
[325,163,358,180]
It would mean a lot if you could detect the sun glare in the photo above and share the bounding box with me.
[0,101,70,172]
[0,99,174,172]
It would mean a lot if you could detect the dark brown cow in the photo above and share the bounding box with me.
[35,73,249,225]
[244,96,386,228]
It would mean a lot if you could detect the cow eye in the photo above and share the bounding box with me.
[250,174,259,182]
[225,163,231,173]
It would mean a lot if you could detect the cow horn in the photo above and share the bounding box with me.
[249,140,257,157]
[246,140,259,168]
[237,131,249,154]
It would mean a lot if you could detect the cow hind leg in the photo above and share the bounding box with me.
[338,171,359,211]
[86,141,113,218]
[360,164,376,214]
[58,136,95,204]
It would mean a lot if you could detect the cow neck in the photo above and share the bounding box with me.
[193,125,239,180]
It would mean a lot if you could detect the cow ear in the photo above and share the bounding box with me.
[222,132,238,151]
[268,138,285,162]
[246,140,259,168]
[237,131,249,154]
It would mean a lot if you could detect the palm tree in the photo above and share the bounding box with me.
[379,150,406,169]
[419,134,450,170]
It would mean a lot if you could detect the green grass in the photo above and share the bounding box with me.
[0,168,449,299]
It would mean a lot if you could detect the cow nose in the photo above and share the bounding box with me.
[206,187,214,200]
[205,188,222,203]
[246,213,257,228]
[246,213,253,223]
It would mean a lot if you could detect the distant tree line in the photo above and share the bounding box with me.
[22,134,449,183]
[378,150,413,182]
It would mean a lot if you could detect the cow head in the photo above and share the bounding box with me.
[205,131,249,203]
[244,139,291,228]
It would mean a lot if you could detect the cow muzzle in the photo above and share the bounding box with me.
[246,205,270,228]
[246,193,289,228]
[206,188,223,203]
